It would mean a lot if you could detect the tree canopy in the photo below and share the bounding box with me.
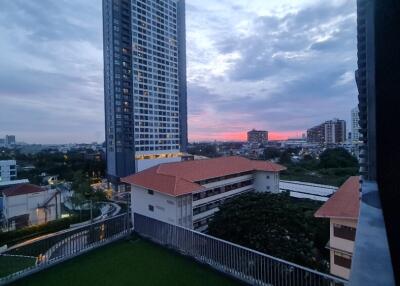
[208,192,329,271]
[319,148,358,169]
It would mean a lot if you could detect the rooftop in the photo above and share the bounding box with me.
[314,176,360,219]
[8,239,240,286]
[1,184,45,197]
[122,156,286,196]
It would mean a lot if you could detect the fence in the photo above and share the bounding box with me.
[134,213,347,286]
[0,213,129,285]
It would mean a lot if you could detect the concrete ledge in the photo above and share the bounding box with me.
[349,180,395,286]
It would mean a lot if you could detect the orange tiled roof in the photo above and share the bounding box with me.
[314,176,360,219]
[121,156,286,196]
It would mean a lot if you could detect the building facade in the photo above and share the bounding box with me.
[1,184,61,231]
[103,0,187,187]
[247,129,268,145]
[314,176,360,279]
[0,160,17,183]
[307,119,346,145]
[122,156,286,232]
[351,107,361,143]
[5,135,16,147]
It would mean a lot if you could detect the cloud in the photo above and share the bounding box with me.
[0,0,358,143]
[187,0,358,141]
[0,0,103,143]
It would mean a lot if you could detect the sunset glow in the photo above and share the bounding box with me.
[189,131,304,142]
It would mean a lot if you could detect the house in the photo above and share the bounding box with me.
[0,184,61,231]
[314,176,360,279]
[122,156,286,232]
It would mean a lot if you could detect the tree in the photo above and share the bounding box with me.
[279,150,292,165]
[263,147,281,160]
[319,148,358,169]
[208,192,329,271]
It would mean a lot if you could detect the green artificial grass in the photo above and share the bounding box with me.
[0,255,36,278]
[10,239,241,286]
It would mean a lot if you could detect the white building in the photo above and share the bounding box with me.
[280,180,337,202]
[315,176,360,279]
[122,156,286,232]
[1,184,61,231]
[0,160,17,183]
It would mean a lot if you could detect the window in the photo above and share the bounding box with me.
[147,189,154,195]
[266,175,270,179]
[148,205,154,212]
[334,252,352,269]
[333,224,356,241]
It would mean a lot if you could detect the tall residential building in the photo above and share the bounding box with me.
[103,0,187,187]
[307,119,346,145]
[247,129,268,145]
[351,107,360,143]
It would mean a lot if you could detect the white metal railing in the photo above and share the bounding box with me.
[0,214,130,285]
[134,213,347,286]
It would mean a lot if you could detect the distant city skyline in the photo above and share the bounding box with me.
[0,0,357,144]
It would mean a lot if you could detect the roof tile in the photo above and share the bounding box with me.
[122,156,286,196]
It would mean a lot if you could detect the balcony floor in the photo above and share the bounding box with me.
[10,238,241,286]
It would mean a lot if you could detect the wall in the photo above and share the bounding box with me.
[136,156,181,172]
[253,171,279,193]
[132,185,180,225]
[329,218,357,279]
[0,160,17,182]
[3,190,60,228]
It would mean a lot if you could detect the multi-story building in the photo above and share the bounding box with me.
[325,119,346,144]
[307,119,346,145]
[103,0,187,188]
[0,184,61,230]
[0,160,17,182]
[307,123,325,144]
[122,156,285,232]
[351,107,361,143]
[247,129,268,145]
[5,135,16,147]
[315,176,360,279]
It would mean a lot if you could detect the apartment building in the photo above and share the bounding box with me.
[0,160,17,182]
[314,176,360,279]
[247,129,268,145]
[0,184,61,231]
[307,119,346,145]
[102,0,187,188]
[122,156,285,232]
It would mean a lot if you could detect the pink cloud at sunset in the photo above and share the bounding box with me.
[189,130,304,142]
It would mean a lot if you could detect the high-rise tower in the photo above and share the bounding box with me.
[103,0,187,187]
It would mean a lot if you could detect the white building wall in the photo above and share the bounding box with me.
[330,218,357,253]
[0,160,17,182]
[136,156,181,172]
[253,171,279,193]
[131,185,192,228]
[329,218,357,279]
[3,190,60,227]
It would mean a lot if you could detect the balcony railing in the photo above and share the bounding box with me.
[134,213,347,286]
[0,213,130,285]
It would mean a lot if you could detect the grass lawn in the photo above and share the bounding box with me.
[10,238,241,286]
[0,255,36,278]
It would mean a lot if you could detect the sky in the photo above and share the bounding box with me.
[0,0,358,144]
